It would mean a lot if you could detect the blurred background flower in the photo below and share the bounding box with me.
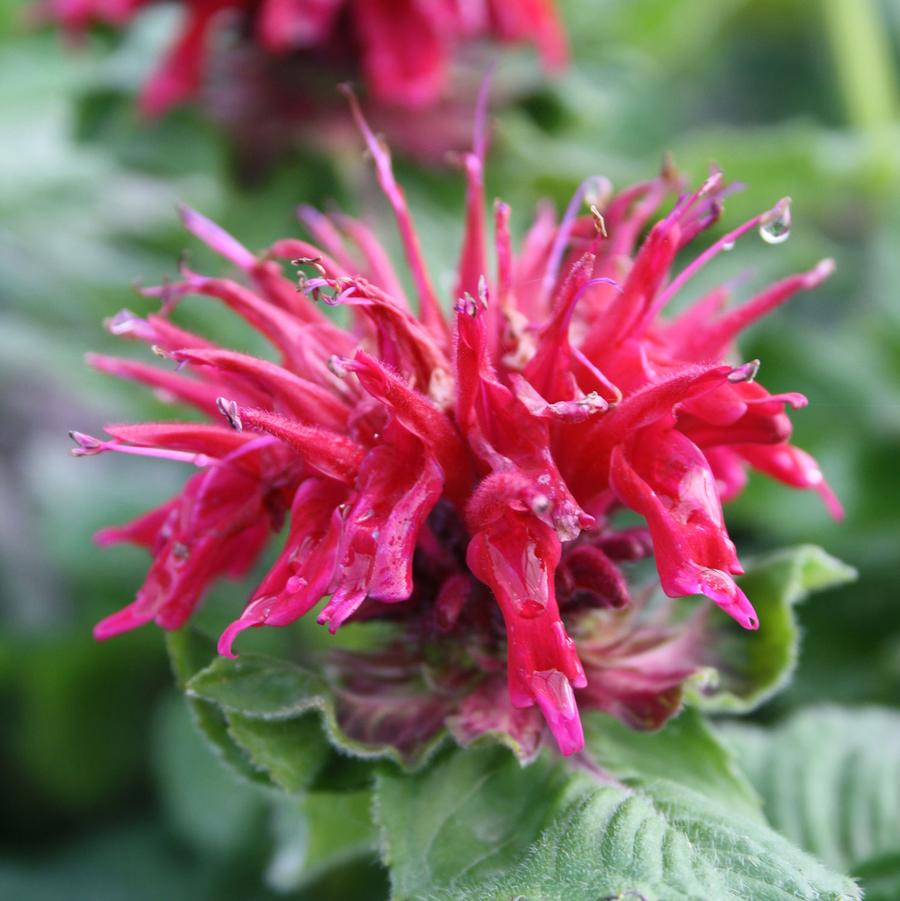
[1,0,899,898]
[31,0,567,171]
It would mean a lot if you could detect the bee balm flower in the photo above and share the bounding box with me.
[35,0,566,118]
[72,98,839,758]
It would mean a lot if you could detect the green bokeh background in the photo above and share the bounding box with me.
[1,0,898,897]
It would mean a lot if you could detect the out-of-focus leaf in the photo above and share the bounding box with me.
[721,707,900,881]
[165,630,272,786]
[853,852,900,901]
[0,825,214,901]
[153,694,263,856]
[266,789,377,893]
[0,633,164,816]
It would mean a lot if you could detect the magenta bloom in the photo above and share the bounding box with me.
[36,0,566,118]
[73,98,839,758]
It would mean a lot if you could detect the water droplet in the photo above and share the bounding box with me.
[519,598,546,618]
[722,240,735,252]
[759,197,792,245]
[698,567,732,595]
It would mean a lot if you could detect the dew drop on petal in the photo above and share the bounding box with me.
[519,598,546,618]
[285,575,307,593]
[759,197,792,245]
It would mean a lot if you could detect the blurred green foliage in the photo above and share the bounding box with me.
[1,0,899,897]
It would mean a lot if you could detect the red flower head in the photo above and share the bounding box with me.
[73,93,840,758]
[34,0,566,118]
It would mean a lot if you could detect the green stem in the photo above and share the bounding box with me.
[823,0,898,189]
[824,0,897,129]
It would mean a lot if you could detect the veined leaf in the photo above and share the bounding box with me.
[722,706,900,887]
[583,707,762,821]
[376,745,860,901]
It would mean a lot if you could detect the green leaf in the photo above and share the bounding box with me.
[187,653,446,767]
[691,545,856,713]
[266,790,378,892]
[376,746,861,901]
[165,631,271,786]
[187,654,330,719]
[853,852,900,901]
[308,751,379,793]
[583,707,763,821]
[457,779,861,901]
[721,706,900,879]
[375,747,574,898]
[226,713,330,795]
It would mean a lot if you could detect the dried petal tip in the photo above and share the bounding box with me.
[327,355,350,378]
[589,205,608,237]
[216,397,243,431]
[728,359,760,383]
[698,170,724,197]
[105,309,151,339]
[69,431,104,456]
[292,256,327,277]
[455,295,479,317]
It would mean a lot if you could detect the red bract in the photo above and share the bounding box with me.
[35,0,566,117]
[73,98,839,757]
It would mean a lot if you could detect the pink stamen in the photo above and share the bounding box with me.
[178,203,256,271]
[652,208,772,315]
[69,431,213,467]
[341,84,448,343]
